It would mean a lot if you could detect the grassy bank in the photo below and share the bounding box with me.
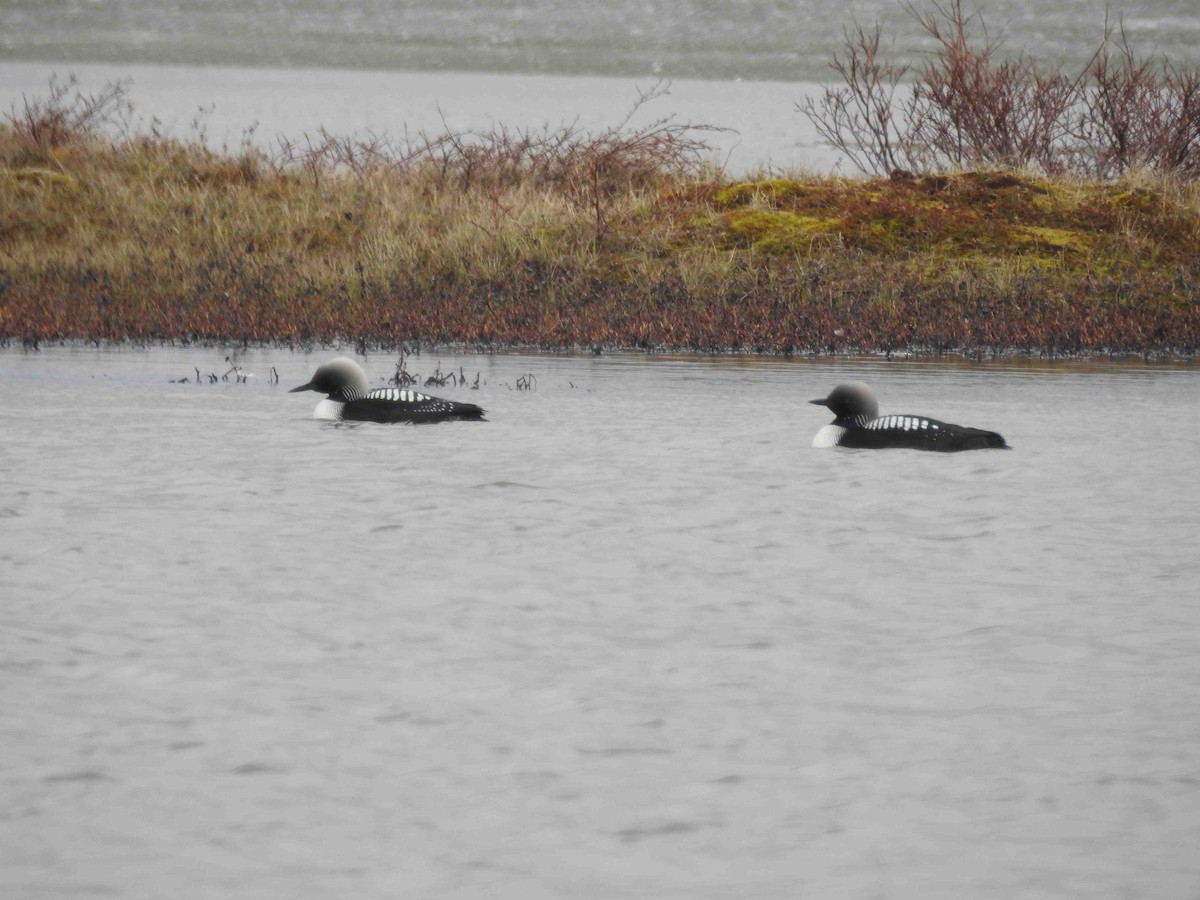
[2,85,1199,356]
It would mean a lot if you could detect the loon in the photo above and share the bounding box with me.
[290,357,485,423]
[810,382,1007,451]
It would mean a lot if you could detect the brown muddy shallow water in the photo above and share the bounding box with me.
[2,346,1198,899]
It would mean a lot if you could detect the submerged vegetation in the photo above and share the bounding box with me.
[2,51,1199,356]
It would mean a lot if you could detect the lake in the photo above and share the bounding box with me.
[2,345,1198,898]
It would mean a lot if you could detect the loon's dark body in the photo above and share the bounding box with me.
[291,357,485,423]
[811,382,1007,452]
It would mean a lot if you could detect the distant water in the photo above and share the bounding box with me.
[4,0,1199,82]
[2,346,1200,898]
[0,61,838,173]
[3,0,1199,172]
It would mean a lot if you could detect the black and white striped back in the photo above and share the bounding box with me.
[336,385,485,423]
[840,414,1006,451]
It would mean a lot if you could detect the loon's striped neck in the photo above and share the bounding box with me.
[331,386,368,403]
[836,413,874,429]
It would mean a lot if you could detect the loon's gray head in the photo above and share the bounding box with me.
[810,382,880,425]
[290,357,370,398]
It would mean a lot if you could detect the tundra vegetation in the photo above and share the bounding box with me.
[2,3,1198,356]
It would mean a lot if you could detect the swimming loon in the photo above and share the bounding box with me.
[291,357,485,423]
[810,382,1007,451]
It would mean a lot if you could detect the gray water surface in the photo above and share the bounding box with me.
[2,347,1198,898]
[0,61,836,174]
[5,0,1198,81]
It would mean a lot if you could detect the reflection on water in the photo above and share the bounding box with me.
[2,346,1199,898]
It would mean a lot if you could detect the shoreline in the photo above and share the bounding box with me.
[6,336,1198,365]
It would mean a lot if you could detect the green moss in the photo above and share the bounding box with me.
[850,219,910,253]
[1012,226,1093,254]
[724,209,840,252]
[714,179,807,208]
[1108,187,1157,212]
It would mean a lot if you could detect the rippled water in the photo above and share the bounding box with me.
[4,0,1198,81]
[3,346,1198,898]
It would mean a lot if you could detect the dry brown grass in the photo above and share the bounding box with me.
[2,76,1199,356]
